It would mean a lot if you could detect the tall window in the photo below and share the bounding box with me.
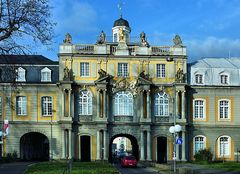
[220,74,229,84]
[154,92,169,116]
[79,90,92,115]
[219,136,231,156]
[219,100,230,119]
[118,63,128,77]
[156,64,166,78]
[0,96,2,115]
[114,33,117,42]
[41,96,53,116]
[194,136,206,154]
[195,74,203,84]
[41,67,51,82]
[193,99,205,119]
[114,91,133,116]
[16,67,26,82]
[80,62,90,77]
[16,96,27,115]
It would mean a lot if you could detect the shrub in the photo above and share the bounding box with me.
[194,149,213,163]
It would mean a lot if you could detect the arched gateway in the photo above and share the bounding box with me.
[20,132,49,161]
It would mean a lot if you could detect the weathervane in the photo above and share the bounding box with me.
[118,0,125,18]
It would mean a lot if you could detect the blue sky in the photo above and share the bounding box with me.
[38,0,240,62]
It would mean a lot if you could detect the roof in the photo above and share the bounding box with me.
[113,17,130,28]
[190,57,240,69]
[0,55,58,65]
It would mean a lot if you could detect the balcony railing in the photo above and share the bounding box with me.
[155,116,169,123]
[114,115,133,122]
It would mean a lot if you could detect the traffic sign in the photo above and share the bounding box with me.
[176,138,183,145]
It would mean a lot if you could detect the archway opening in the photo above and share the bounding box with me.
[109,134,139,163]
[20,132,49,161]
[157,136,167,163]
[80,135,91,162]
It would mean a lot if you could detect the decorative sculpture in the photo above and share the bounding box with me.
[173,35,183,47]
[63,33,72,44]
[96,30,106,44]
[139,70,149,79]
[63,67,70,80]
[140,32,149,47]
[98,69,107,79]
[119,28,125,42]
[175,68,185,83]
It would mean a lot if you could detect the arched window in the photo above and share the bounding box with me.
[193,135,206,154]
[16,67,26,82]
[154,92,169,116]
[79,90,92,115]
[218,136,231,157]
[41,67,51,82]
[114,91,133,116]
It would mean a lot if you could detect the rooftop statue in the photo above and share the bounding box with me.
[63,33,72,44]
[96,30,106,44]
[173,35,183,47]
[119,28,125,42]
[140,32,149,47]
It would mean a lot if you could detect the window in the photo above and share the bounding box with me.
[114,33,117,42]
[118,63,128,77]
[218,136,231,156]
[41,96,53,116]
[16,96,27,115]
[195,74,203,84]
[156,64,166,78]
[0,96,2,115]
[41,67,51,82]
[219,100,230,119]
[194,136,206,154]
[193,99,205,119]
[220,74,229,84]
[154,92,169,116]
[79,90,92,115]
[16,67,26,82]
[80,62,90,77]
[114,91,133,116]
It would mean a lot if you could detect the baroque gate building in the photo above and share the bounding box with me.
[59,16,187,162]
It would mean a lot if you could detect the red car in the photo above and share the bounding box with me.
[121,156,137,167]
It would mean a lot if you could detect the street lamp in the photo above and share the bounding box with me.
[169,124,182,173]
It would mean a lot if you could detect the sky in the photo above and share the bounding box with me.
[38,0,240,62]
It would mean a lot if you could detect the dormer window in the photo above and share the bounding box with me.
[195,74,203,84]
[41,67,51,82]
[220,74,229,84]
[16,67,26,82]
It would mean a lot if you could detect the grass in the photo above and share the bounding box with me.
[193,161,240,172]
[24,161,118,174]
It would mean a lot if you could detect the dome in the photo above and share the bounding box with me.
[113,17,130,28]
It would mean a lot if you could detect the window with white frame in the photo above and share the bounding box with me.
[0,96,2,115]
[195,74,203,84]
[118,63,128,77]
[219,100,230,119]
[154,92,169,116]
[16,96,27,115]
[220,74,229,84]
[79,90,92,115]
[193,99,206,119]
[114,91,133,116]
[80,62,90,77]
[194,136,206,154]
[41,67,51,82]
[114,33,117,42]
[41,96,53,116]
[218,136,231,156]
[156,64,166,78]
[16,67,26,82]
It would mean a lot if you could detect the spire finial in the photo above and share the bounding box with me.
[118,0,125,18]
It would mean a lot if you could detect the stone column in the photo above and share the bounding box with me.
[62,89,65,117]
[175,91,179,118]
[68,129,72,158]
[103,130,108,160]
[103,89,106,118]
[96,130,101,160]
[181,91,186,119]
[68,89,71,117]
[62,130,65,159]
[141,91,144,119]
[140,131,145,160]
[182,131,186,161]
[147,90,151,119]
[78,135,81,161]
[176,134,179,161]
[97,90,100,118]
[147,131,152,161]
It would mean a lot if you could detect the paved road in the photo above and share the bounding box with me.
[0,162,33,174]
[115,164,159,174]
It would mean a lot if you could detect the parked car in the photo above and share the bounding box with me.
[121,155,137,168]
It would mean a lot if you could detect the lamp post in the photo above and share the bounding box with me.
[169,124,182,173]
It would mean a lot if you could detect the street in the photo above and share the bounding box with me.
[0,162,32,174]
[115,164,159,174]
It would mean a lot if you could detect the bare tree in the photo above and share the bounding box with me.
[0,0,55,54]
